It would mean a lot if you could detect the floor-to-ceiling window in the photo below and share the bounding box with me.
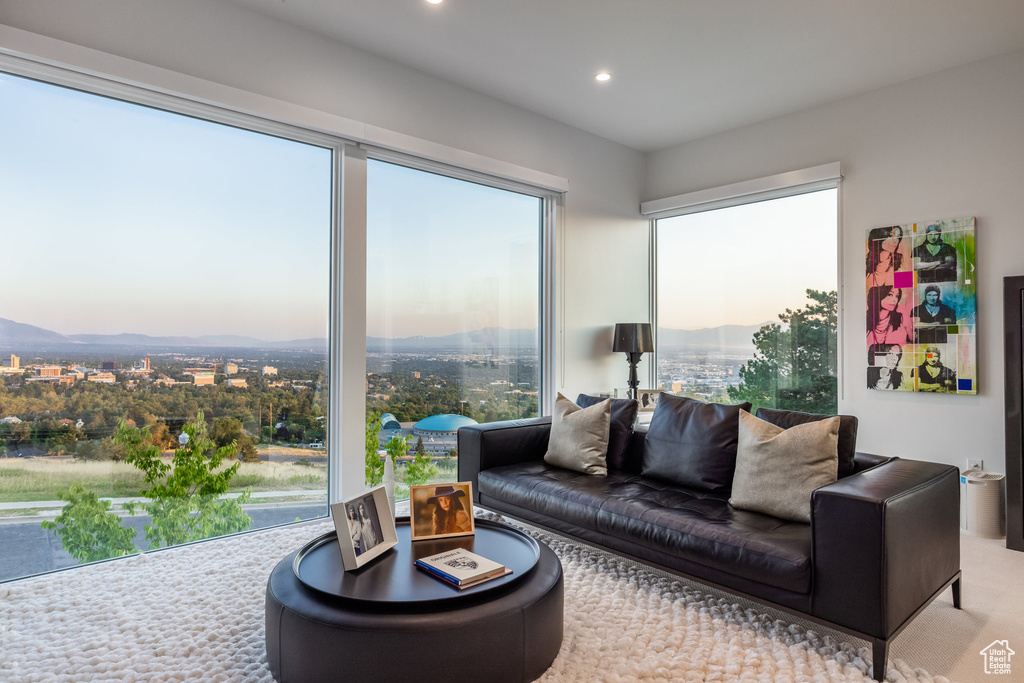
[655,187,839,414]
[364,159,543,498]
[0,70,334,581]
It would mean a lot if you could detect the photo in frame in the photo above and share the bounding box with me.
[330,485,398,570]
[865,216,976,394]
[637,389,664,412]
[409,482,475,541]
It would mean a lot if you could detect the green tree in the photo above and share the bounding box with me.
[117,411,252,549]
[41,483,137,563]
[365,410,384,486]
[385,434,411,466]
[402,450,438,487]
[727,289,838,415]
[415,436,426,455]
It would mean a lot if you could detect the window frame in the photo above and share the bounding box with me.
[643,164,844,401]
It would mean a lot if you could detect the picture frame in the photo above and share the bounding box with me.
[330,485,398,570]
[637,389,664,412]
[409,481,475,541]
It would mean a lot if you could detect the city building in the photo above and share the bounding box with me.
[262,366,278,377]
[0,354,22,375]
[34,366,61,377]
[192,373,215,386]
[101,361,118,371]
[224,362,238,375]
[224,378,248,388]
[87,372,116,384]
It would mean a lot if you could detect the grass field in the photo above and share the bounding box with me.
[0,455,327,503]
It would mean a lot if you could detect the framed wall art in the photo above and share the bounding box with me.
[866,216,976,394]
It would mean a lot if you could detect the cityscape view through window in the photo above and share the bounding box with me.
[364,160,542,498]
[656,189,839,415]
[0,72,333,582]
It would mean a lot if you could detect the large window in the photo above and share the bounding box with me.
[0,71,333,581]
[364,160,543,497]
[655,188,838,414]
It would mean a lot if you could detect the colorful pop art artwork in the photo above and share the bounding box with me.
[866,216,976,394]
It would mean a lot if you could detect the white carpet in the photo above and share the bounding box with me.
[0,516,953,683]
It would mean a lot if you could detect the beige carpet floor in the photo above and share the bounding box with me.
[887,533,1024,682]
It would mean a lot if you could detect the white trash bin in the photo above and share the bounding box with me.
[961,470,1006,539]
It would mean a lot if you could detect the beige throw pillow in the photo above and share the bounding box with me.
[729,410,840,523]
[544,393,611,476]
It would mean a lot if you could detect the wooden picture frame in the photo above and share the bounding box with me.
[409,482,475,541]
[330,485,398,570]
[637,389,664,412]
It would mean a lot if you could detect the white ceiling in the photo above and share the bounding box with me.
[230,0,1024,153]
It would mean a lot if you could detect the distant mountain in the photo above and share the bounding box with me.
[2,316,769,354]
[657,322,774,351]
[0,318,77,345]
[366,327,538,352]
[0,318,326,351]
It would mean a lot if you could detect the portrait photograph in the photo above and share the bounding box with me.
[330,485,398,570]
[637,389,664,412]
[866,343,911,392]
[409,482,475,541]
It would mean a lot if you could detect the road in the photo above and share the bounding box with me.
[0,503,329,583]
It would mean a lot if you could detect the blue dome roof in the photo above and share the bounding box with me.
[414,414,479,432]
[379,413,401,430]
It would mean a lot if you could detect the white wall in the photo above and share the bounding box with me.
[0,0,649,401]
[646,49,1024,471]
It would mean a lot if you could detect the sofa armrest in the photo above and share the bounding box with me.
[852,451,893,474]
[458,417,552,502]
[810,458,960,638]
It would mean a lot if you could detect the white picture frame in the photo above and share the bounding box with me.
[637,389,664,412]
[330,485,398,570]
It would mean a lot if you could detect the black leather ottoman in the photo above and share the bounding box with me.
[265,520,563,683]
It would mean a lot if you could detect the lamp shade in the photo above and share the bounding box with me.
[612,323,654,354]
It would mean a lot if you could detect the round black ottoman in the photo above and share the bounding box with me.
[265,524,563,683]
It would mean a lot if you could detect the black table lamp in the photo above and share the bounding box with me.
[612,323,654,401]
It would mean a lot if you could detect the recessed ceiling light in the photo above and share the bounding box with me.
[426,0,443,4]
[594,72,612,82]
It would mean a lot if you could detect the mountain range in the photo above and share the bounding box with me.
[0,317,769,353]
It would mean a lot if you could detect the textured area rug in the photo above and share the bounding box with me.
[0,516,948,682]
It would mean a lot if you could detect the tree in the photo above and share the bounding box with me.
[727,289,838,415]
[365,411,384,486]
[117,411,252,549]
[402,449,438,487]
[415,436,426,455]
[41,483,137,563]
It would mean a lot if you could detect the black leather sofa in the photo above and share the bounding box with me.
[458,413,961,682]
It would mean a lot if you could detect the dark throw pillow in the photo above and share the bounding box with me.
[642,393,752,491]
[576,393,638,471]
[755,407,859,478]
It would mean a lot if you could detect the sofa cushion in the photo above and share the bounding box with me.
[755,407,858,478]
[730,410,840,523]
[477,462,812,593]
[642,394,752,491]
[544,393,610,475]
[576,393,638,471]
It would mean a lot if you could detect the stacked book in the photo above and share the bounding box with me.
[415,548,511,589]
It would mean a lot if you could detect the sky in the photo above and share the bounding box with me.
[0,72,542,342]
[657,189,838,329]
[366,160,540,339]
[0,72,332,341]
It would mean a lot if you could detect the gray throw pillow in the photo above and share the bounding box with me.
[729,410,840,523]
[544,392,611,476]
